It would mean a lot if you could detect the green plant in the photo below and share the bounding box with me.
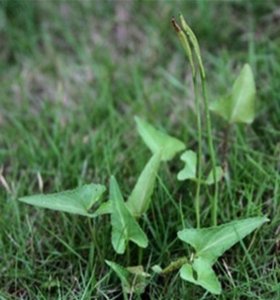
[210,63,256,170]
[18,14,268,297]
[105,260,150,297]
[210,64,256,125]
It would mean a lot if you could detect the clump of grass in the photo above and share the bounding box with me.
[0,0,40,61]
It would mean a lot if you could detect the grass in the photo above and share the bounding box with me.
[0,0,279,299]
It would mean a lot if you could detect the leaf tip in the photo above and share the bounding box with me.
[171,17,181,33]
[152,265,163,274]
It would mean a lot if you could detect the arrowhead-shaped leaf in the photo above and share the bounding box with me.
[180,257,221,295]
[126,153,161,218]
[106,260,149,294]
[105,260,130,290]
[135,116,185,161]
[177,150,197,181]
[205,166,223,185]
[19,184,106,217]
[210,64,256,124]
[178,216,269,265]
[110,176,148,254]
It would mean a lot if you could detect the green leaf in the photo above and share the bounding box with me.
[177,150,197,181]
[19,184,106,217]
[106,260,149,294]
[178,216,269,265]
[105,260,130,290]
[151,265,163,274]
[210,64,256,124]
[110,176,148,254]
[205,166,223,185]
[126,153,161,217]
[180,257,221,295]
[135,116,185,161]
[126,265,150,278]
[93,200,112,217]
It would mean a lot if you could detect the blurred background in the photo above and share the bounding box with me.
[1,0,280,299]
[1,0,279,185]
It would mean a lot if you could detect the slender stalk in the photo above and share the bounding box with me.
[161,257,189,275]
[126,243,131,264]
[171,18,202,228]
[201,78,218,226]
[193,75,203,228]
[138,247,143,266]
[221,124,231,173]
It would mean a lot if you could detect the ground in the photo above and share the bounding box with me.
[0,1,279,299]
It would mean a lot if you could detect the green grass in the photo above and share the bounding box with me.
[0,0,279,299]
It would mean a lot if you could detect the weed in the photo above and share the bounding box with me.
[17,13,271,297]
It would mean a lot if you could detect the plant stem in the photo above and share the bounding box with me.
[161,257,189,275]
[193,75,203,228]
[221,124,231,173]
[201,78,218,226]
[126,243,131,264]
[138,247,143,265]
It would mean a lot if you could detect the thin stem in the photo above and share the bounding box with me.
[138,247,143,266]
[88,218,100,266]
[221,124,231,173]
[201,78,218,226]
[193,75,203,228]
[161,257,189,275]
[126,243,131,264]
